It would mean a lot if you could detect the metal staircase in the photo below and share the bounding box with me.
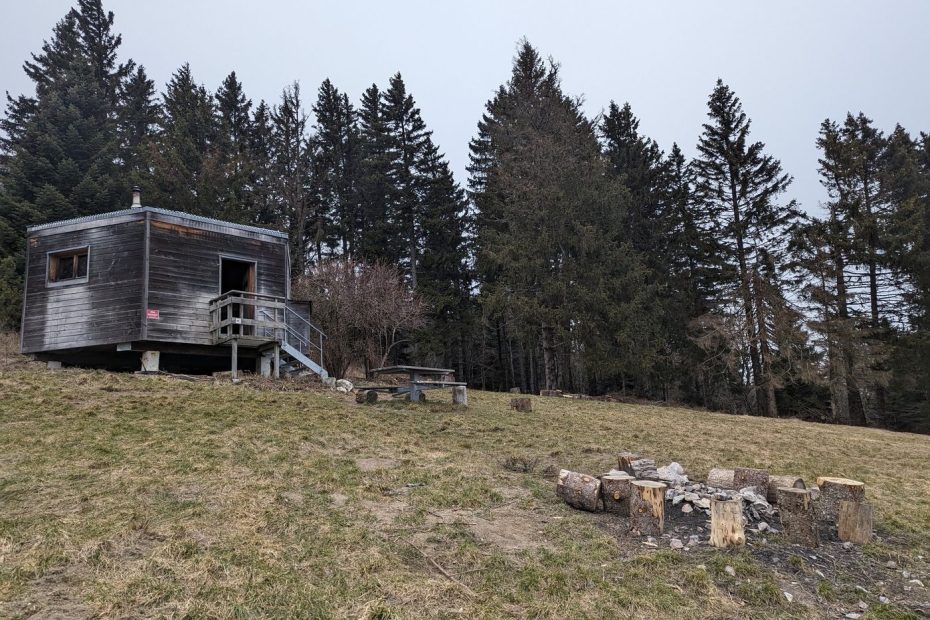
[209,290,328,379]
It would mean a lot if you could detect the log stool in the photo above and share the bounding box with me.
[710,498,746,548]
[600,473,634,516]
[629,480,666,535]
[556,470,601,512]
[815,477,865,523]
[777,487,819,547]
[837,500,873,544]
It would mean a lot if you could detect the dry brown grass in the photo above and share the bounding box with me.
[0,348,928,618]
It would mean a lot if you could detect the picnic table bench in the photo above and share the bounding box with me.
[366,365,467,404]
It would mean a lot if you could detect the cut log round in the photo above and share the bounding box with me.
[837,500,873,544]
[600,474,634,516]
[617,452,640,474]
[777,487,819,547]
[706,468,735,489]
[629,480,666,536]
[815,477,865,523]
[355,389,379,404]
[556,470,601,512]
[766,475,806,503]
[710,498,746,548]
[452,385,468,406]
[733,467,770,494]
[509,397,532,412]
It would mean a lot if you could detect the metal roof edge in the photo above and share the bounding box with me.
[26,206,288,239]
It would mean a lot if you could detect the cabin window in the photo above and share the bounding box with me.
[48,247,89,284]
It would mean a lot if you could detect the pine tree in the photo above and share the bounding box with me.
[355,84,395,264]
[692,80,803,417]
[309,79,360,256]
[117,65,159,194]
[150,63,217,214]
[270,83,312,274]
[382,73,431,287]
[212,71,253,221]
[247,100,278,227]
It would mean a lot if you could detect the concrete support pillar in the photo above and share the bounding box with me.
[273,343,280,379]
[230,338,239,382]
[453,385,468,406]
[259,353,272,377]
[140,350,160,373]
[47,360,62,370]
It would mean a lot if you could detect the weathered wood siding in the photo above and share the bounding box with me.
[145,216,288,345]
[21,217,145,353]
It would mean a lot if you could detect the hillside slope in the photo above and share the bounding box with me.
[1,357,929,618]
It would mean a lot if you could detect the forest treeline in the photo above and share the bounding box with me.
[2,1,930,431]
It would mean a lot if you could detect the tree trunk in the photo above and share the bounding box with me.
[706,468,735,489]
[837,500,873,544]
[541,323,559,391]
[777,488,819,547]
[710,498,746,548]
[629,480,666,535]
[556,470,600,512]
[733,467,769,495]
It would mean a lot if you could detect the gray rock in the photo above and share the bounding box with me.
[909,579,925,588]
[783,592,794,603]
[879,596,889,604]
[724,565,736,577]
[335,378,354,391]
[757,521,769,532]
[322,376,336,388]
[844,614,861,619]
[681,504,693,514]
[669,538,684,550]
[843,541,854,551]
[885,561,898,569]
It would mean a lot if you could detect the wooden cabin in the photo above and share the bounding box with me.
[20,190,327,379]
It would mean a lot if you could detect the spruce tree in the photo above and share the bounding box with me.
[247,100,278,227]
[309,79,360,256]
[117,65,159,195]
[692,80,803,417]
[355,84,395,264]
[150,63,217,214]
[213,71,253,221]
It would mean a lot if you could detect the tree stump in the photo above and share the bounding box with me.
[733,467,770,494]
[710,498,746,548]
[452,385,468,406]
[509,397,532,412]
[706,467,735,489]
[355,389,379,404]
[777,488,819,547]
[617,452,640,474]
[837,500,873,544]
[815,477,865,523]
[766,475,806,504]
[600,473,634,516]
[556,470,601,512]
[629,480,666,535]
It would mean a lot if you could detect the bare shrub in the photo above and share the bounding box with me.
[292,259,426,379]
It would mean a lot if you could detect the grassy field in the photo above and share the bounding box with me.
[1,342,930,618]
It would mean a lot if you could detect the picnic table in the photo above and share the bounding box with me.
[368,365,467,403]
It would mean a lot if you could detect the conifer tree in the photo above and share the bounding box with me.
[692,80,803,417]
[355,84,395,264]
[382,73,431,287]
[117,65,159,194]
[309,79,360,256]
[213,71,253,221]
[247,100,278,227]
[150,64,217,214]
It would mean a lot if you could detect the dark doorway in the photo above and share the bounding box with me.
[220,258,256,335]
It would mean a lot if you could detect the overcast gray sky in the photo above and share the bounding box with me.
[2,1,929,216]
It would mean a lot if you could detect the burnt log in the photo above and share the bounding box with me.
[777,487,819,547]
[556,470,601,512]
[355,389,379,404]
[710,498,746,548]
[815,477,865,523]
[629,480,666,535]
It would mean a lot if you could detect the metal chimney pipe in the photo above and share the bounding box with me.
[131,186,142,208]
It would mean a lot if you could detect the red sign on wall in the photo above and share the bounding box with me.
[146,309,160,320]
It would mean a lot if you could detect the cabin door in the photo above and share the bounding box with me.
[220,258,256,336]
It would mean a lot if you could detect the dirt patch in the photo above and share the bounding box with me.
[0,564,95,620]
[356,457,399,472]
[361,498,408,527]
[468,506,551,551]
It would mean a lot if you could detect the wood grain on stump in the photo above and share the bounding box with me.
[556,469,601,512]
[617,452,640,474]
[837,500,873,544]
[766,475,805,503]
[629,480,666,536]
[815,477,865,523]
[733,467,770,494]
[710,498,746,548]
[777,487,819,547]
[600,473,634,516]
